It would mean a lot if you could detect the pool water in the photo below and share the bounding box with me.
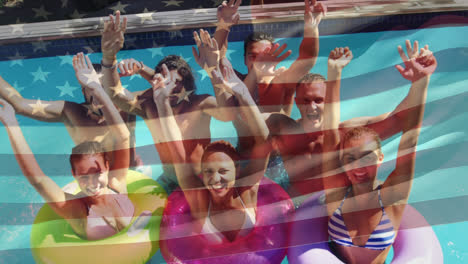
[0,24,467,263]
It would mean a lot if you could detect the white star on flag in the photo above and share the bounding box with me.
[225,49,236,60]
[59,53,73,66]
[125,36,138,49]
[203,63,217,78]
[83,71,102,86]
[32,41,49,52]
[169,30,183,40]
[83,46,95,54]
[129,97,145,112]
[9,22,24,34]
[197,69,209,81]
[32,5,52,20]
[136,9,155,23]
[61,0,69,8]
[31,67,51,83]
[56,81,79,97]
[13,82,25,93]
[28,99,50,116]
[216,18,233,32]
[150,42,165,58]
[8,51,26,66]
[5,87,20,98]
[70,9,86,20]
[163,0,183,7]
[111,84,126,97]
[174,87,194,104]
[109,1,129,13]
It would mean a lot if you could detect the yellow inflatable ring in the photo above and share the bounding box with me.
[30,170,167,264]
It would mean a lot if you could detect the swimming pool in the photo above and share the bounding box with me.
[0,7,467,263]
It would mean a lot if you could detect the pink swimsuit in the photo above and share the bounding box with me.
[86,191,135,240]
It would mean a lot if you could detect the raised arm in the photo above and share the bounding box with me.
[340,40,432,141]
[73,52,130,193]
[0,75,68,122]
[0,99,87,237]
[274,0,325,114]
[382,47,437,205]
[152,64,203,189]
[322,48,353,215]
[211,60,270,188]
[100,11,147,117]
[213,0,241,63]
[192,29,238,122]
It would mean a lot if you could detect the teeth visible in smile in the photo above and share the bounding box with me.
[212,183,225,190]
[354,172,366,177]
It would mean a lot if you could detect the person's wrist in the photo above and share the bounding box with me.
[101,59,117,69]
[3,117,18,127]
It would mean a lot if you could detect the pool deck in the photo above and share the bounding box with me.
[0,0,467,45]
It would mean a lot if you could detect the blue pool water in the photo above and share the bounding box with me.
[0,22,467,263]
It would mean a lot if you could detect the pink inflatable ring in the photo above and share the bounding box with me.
[160,177,294,264]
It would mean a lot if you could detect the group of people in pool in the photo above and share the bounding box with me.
[0,0,438,263]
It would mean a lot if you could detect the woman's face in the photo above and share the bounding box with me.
[341,134,384,186]
[202,152,237,198]
[72,154,109,197]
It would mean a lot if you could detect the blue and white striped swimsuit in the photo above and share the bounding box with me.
[328,186,396,250]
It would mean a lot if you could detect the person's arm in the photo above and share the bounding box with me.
[322,48,353,216]
[152,65,207,215]
[0,99,87,237]
[382,48,437,205]
[192,29,238,122]
[274,0,326,115]
[118,58,155,83]
[213,0,241,63]
[73,52,130,193]
[0,75,68,122]
[211,60,270,188]
[100,11,147,118]
[340,40,430,141]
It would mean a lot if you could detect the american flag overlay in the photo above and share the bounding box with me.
[0,0,467,263]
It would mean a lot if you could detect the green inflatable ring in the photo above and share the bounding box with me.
[30,170,167,264]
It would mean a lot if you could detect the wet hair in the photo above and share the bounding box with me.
[155,55,196,92]
[243,32,275,57]
[295,73,327,95]
[201,141,241,170]
[342,127,382,154]
[91,63,103,73]
[69,141,109,173]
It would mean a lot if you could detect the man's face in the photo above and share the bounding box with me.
[244,40,273,71]
[295,81,326,132]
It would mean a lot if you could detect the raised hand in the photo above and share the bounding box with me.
[72,52,102,92]
[217,0,241,27]
[118,58,143,77]
[101,11,127,61]
[252,43,291,80]
[192,29,220,72]
[152,64,177,103]
[328,47,353,71]
[0,99,16,125]
[304,0,326,29]
[396,41,437,82]
[212,58,248,97]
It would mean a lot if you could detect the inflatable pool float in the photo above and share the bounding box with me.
[30,170,167,264]
[287,192,443,264]
[160,177,294,264]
